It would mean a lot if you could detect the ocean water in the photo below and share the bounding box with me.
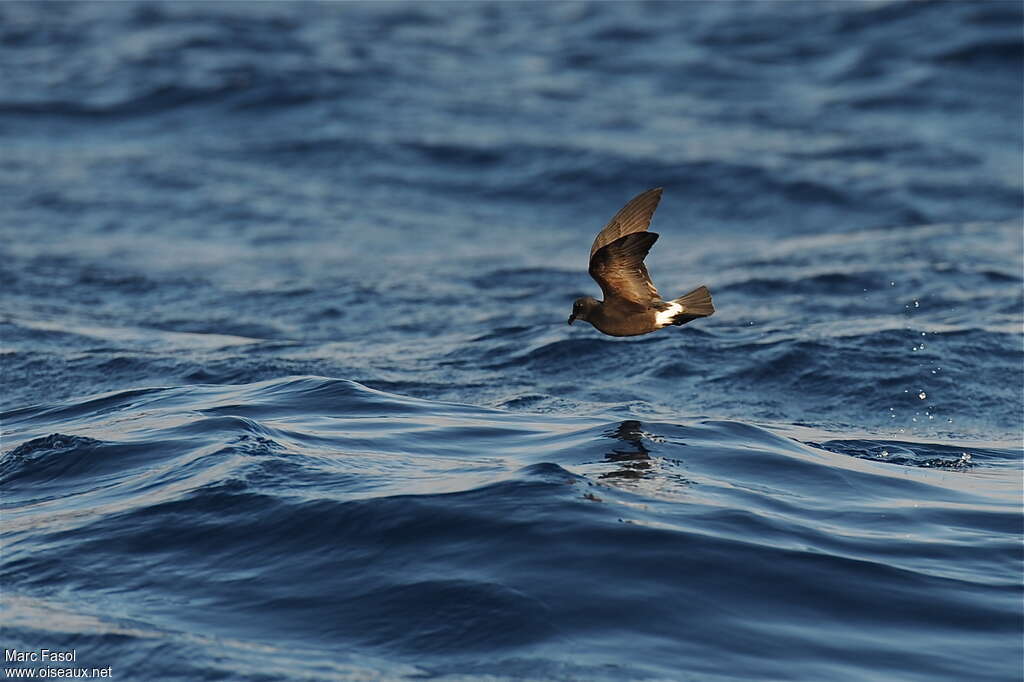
[1,2,1022,680]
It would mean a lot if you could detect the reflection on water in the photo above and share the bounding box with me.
[601,420,653,479]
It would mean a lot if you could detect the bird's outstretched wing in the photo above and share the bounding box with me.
[589,187,663,260]
[589,232,661,307]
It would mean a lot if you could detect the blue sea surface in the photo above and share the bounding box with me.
[2,2,1022,680]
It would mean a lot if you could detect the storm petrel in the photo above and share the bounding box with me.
[567,188,714,337]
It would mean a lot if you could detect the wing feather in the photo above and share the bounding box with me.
[589,187,663,260]
[589,232,661,307]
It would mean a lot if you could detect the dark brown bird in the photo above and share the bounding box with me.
[567,188,714,337]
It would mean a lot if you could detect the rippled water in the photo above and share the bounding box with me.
[2,2,1022,681]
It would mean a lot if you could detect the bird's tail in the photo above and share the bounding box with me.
[670,285,714,325]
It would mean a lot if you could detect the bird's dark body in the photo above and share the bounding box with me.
[585,303,704,337]
[586,308,661,338]
[567,188,714,337]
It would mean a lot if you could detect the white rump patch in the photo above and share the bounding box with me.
[655,302,683,327]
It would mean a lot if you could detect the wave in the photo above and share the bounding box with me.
[2,377,1020,679]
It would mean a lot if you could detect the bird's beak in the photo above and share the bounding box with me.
[567,314,576,326]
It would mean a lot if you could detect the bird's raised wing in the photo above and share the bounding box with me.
[589,232,661,308]
[589,187,663,260]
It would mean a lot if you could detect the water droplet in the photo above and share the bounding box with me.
[890,281,895,287]
[913,300,919,308]
[918,391,927,399]
[920,332,926,336]
[880,450,890,458]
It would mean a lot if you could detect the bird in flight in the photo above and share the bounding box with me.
[567,188,714,337]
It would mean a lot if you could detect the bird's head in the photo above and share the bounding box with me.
[568,297,599,325]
